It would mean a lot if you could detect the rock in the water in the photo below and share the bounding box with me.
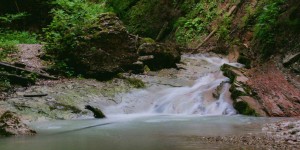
[0,111,36,136]
[138,43,181,70]
[85,105,106,118]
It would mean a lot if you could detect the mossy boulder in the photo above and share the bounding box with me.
[68,13,139,78]
[0,111,36,136]
[220,64,267,116]
[46,12,140,78]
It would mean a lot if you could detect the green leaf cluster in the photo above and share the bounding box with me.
[254,0,284,58]
[44,0,110,53]
[175,0,220,45]
[0,12,29,24]
[43,0,111,75]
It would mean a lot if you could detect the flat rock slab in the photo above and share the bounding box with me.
[246,62,300,116]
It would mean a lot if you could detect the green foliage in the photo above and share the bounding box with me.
[44,0,110,75]
[234,101,258,116]
[0,13,29,24]
[0,30,38,44]
[106,0,138,16]
[0,30,38,62]
[44,0,110,54]
[216,15,232,40]
[0,76,11,92]
[254,0,284,58]
[122,0,160,37]
[108,0,181,39]
[240,4,256,28]
[175,0,200,14]
[175,0,219,45]
[47,61,75,77]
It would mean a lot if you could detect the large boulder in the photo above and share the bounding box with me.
[0,111,36,136]
[70,13,139,77]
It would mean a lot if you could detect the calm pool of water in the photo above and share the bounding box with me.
[0,115,281,150]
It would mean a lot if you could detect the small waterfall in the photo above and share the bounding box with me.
[149,72,235,115]
[104,54,242,116]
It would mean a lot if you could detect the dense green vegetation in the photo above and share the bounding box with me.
[0,0,299,91]
[43,0,110,75]
[0,12,39,92]
[175,0,219,45]
[108,0,181,40]
[253,0,285,58]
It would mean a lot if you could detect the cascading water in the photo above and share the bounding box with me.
[103,54,242,116]
[149,72,235,115]
[2,55,284,150]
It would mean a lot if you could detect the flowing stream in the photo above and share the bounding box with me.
[0,54,282,150]
[103,54,241,116]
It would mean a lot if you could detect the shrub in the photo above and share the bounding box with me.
[254,0,284,58]
[175,0,219,45]
[0,13,28,25]
[43,0,111,74]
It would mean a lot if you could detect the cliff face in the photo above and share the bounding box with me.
[222,0,300,117]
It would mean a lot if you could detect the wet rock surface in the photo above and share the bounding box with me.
[0,111,36,136]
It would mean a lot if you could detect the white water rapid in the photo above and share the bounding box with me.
[103,54,243,116]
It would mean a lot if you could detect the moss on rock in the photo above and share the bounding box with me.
[220,64,264,116]
[234,101,258,116]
